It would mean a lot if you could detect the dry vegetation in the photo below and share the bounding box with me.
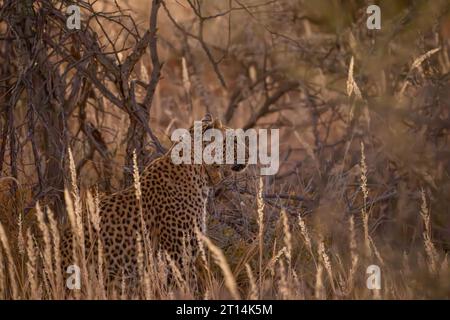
[1,0,450,299]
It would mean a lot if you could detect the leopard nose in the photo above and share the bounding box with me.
[231,164,246,171]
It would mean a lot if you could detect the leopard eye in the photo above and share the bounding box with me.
[231,164,247,172]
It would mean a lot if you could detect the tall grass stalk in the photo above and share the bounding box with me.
[256,177,265,298]
[0,221,18,299]
[360,142,371,256]
[420,189,439,273]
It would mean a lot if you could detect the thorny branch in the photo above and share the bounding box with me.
[0,0,166,214]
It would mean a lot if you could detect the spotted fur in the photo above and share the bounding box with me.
[60,115,247,281]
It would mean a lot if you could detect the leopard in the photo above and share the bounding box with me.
[60,114,248,286]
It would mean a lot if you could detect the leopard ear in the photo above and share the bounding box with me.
[201,113,213,125]
[213,119,223,129]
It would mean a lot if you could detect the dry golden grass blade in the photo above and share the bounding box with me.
[140,63,149,84]
[63,189,83,299]
[120,270,127,300]
[47,208,63,297]
[277,258,290,299]
[0,244,5,299]
[35,203,55,293]
[155,251,169,296]
[17,212,25,257]
[87,189,101,233]
[195,227,209,272]
[411,47,441,70]
[399,47,441,95]
[182,57,191,94]
[347,56,355,97]
[360,142,371,256]
[40,259,51,299]
[318,239,336,294]
[347,56,362,99]
[369,236,384,266]
[67,149,86,257]
[68,149,82,233]
[347,216,359,293]
[266,246,286,277]
[298,213,313,254]
[86,190,106,299]
[132,150,142,202]
[133,150,148,244]
[164,252,188,293]
[68,148,92,298]
[0,221,19,299]
[0,246,6,300]
[96,237,106,299]
[256,177,264,298]
[245,263,258,300]
[281,210,292,268]
[136,231,151,300]
[198,232,240,300]
[314,263,325,300]
[133,149,156,298]
[420,189,439,273]
[25,228,40,299]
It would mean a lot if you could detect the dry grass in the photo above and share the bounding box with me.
[0,164,448,300]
